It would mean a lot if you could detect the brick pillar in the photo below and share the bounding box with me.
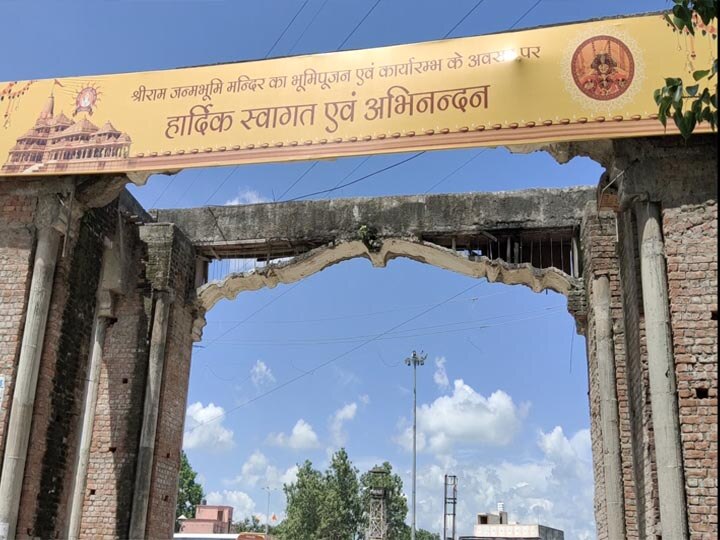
[136,223,197,540]
[581,203,639,540]
[615,134,717,539]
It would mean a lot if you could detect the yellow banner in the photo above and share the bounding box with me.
[0,12,715,177]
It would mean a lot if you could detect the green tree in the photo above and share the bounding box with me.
[176,450,204,531]
[398,528,440,540]
[232,515,279,534]
[359,462,408,539]
[655,0,717,139]
[318,449,363,540]
[280,460,325,540]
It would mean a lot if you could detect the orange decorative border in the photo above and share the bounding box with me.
[3,116,711,178]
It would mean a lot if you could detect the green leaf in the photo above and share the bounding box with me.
[693,69,711,81]
[686,84,700,97]
[673,83,685,107]
[684,109,697,134]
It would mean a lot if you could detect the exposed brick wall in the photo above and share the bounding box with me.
[663,199,718,540]
[140,224,197,540]
[581,204,641,540]
[614,134,717,539]
[14,201,119,539]
[616,211,660,539]
[0,192,35,465]
[79,219,151,540]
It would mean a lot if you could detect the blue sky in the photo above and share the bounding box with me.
[2,1,672,538]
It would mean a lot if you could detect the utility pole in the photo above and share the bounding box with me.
[262,486,274,537]
[405,350,426,540]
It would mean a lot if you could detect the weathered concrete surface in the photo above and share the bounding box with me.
[198,238,580,313]
[151,186,595,256]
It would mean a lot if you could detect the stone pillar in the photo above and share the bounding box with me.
[592,275,626,540]
[0,197,65,540]
[635,201,689,539]
[129,291,172,540]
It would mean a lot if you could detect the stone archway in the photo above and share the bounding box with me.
[0,135,715,540]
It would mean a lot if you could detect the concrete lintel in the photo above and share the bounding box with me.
[152,186,595,251]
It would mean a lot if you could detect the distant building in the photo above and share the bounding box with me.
[177,502,233,534]
[460,503,564,540]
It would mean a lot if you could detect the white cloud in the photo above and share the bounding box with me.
[251,360,275,387]
[226,450,299,490]
[206,490,256,520]
[433,356,449,390]
[395,380,528,455]
[329,402,358,447]
[359,394,370,405]
[183,402,235,451]
[225,188,269,206]
[409,426,595,539]
[267,419,321,450]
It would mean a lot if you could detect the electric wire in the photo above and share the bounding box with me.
[200,0,312,206]
[278,162,318,201]
[336,0,383,50]
[508,0,543,29]
[196,283,302,350]
[284,151,425,202]
[266,0,311,58]
[423,149,487,194]
[186,280,484,433]
[206,305,565,347]
[206,290,506,325]
[287,0,331,54]
[443,0,488,38]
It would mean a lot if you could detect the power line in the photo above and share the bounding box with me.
[443,0,488,38]
[198,283,302,349]
[186,280,484,434]
[287,0,330,54]
[423,149,487,194]
[202,165,240,205]
[331,156,372,190]
[205,290,507,325]
[508,0,543,29]
[206,306,565,347]
[201,0,313,206]
[148,175,177,209]
[337,0,383,50]
[278,162,318,201]
[187,293,564,431]
[266,0,311,58]
[284,151,425,202]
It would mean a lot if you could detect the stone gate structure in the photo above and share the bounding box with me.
[0,135,716,539]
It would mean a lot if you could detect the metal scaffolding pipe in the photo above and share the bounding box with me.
[0,226,61,540]
[635,202,689,539]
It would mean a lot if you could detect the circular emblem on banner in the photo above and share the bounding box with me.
[74,86,98,116]
[571,35,635,101]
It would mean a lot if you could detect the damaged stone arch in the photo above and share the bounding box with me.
[155,186,594,340]
[193,236,582,339]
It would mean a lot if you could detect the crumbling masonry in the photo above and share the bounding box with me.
[0,135,716,539]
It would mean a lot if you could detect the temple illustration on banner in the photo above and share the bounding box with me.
[2,93,132,174]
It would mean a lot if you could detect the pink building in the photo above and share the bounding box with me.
[178,503,234,534]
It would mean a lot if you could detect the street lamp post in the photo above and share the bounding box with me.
[405,350,426,540]
[262,486,274,537]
